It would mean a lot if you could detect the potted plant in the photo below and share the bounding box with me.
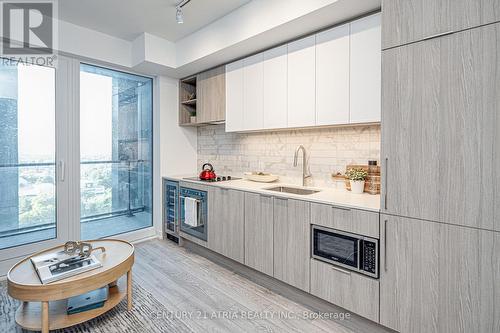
[346,168,368,194]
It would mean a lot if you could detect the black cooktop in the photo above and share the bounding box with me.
[183,176,242,182]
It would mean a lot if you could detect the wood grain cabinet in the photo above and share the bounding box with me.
[309,203,380,322]
[310,259,379,322]
[208,188,245,263]
[382,0,500,49]
[380,214,500,333]
[196,65,226,123]
[310,203,379,239]
[381,23,500,231]
[244,193,274,276]
[273,198,310,292]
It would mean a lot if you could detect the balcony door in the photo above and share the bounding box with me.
[0,58,154,272]
[79,64,153,239]
[0,58,74,264]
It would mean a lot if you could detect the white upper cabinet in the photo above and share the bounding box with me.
[263,45,288,129]
[350,13,381,124]
[315,23,350,125]
[287,35,316,128]
[224,14,380,132]
[225,60,244,132]
[243,53,264,131]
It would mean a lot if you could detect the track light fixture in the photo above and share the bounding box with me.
[176,6,183,24]
[176,0,191,24]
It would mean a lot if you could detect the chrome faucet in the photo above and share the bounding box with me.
[293,145,311,186]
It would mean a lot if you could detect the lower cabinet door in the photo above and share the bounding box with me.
[310,259,379,322]
[208,188,245,263]
[380,214,500,333]
[273,198,310,292]
[244,193,274,276]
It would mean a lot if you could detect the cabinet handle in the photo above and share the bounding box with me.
[332,205,351,212]
[384,157,388,210]
[421,30,454,42]
[330,265,351,275]
[384,219,388,272]
[59,160,65,182]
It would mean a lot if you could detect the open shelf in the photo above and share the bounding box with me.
[180,76,196,86]
[15,279,127,331]
[179,75,197,125]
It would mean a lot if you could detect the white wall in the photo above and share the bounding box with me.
[198,124,380,187]
[157,76,198,176]
[58,20,132,68]
[151,76,197,236]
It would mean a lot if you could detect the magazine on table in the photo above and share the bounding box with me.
[31,250,102,284]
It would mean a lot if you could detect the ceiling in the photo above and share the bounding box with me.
[58,0,252,42]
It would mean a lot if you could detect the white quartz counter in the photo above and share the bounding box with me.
[163,175,380,212]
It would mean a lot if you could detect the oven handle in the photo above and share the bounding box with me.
[180,196,200,203]
[179,196,203,227]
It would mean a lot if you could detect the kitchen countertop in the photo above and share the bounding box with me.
[163,175,380,212]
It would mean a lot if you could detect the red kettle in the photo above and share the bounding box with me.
[199,163,216,180]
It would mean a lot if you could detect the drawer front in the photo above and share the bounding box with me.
[311,203,379,238]
[310,259,379,322]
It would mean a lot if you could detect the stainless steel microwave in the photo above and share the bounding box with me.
[311,225,379,278]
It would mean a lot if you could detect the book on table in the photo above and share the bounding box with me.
[67,286,109,315]
[31,250,102,284]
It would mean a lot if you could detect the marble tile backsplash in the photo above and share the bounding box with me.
[197,124,381,187]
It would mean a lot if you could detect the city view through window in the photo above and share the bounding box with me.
[80,64,153,239]
[0,63,56,249]
[0,62,153,250]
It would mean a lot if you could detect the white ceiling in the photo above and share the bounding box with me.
[58,0,252,42]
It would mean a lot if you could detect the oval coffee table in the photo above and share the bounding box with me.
[7,239,134,333]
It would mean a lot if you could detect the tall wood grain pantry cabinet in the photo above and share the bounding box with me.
[380,1,500,331]
[381,23,500,232]
[380,214,500,333]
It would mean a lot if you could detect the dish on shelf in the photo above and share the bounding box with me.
[244,172,279,183]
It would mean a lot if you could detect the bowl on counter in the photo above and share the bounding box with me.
[244,172,279,183]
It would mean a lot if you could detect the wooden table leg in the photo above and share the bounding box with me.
[127,269,132,311]
[41,301,49,333]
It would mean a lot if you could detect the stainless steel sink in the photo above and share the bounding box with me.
[265,186,320,195]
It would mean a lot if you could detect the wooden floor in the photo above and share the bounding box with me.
[132,239,392,333]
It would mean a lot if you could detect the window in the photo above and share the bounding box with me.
[79,64,153,239]
[0,62,56,249]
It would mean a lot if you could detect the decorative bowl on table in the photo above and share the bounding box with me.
[244,172,279,183]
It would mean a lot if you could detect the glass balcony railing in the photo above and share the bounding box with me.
[0,160,151,249]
